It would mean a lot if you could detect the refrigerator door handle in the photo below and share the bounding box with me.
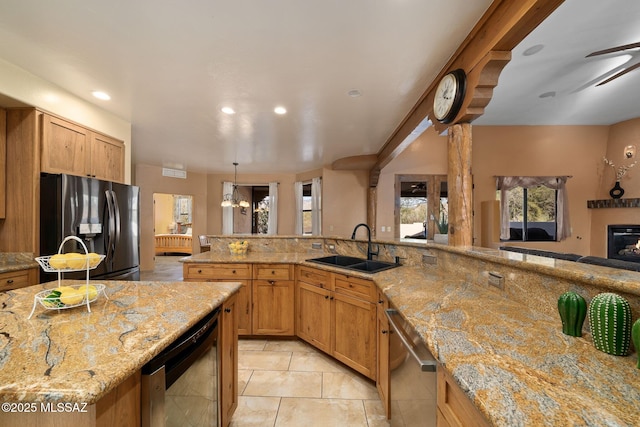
[105,190,116,262]
[112,190,122,248]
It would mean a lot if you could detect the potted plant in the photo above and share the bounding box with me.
[434,211,449,244]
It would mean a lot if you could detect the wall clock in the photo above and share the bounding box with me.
[432,69,466,124]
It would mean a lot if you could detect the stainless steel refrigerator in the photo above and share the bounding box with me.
[40,173,140,282]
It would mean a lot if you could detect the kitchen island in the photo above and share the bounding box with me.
[0,279,240,426]
[184,236,640,426]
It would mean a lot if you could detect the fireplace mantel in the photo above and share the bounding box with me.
[587,198,640,209]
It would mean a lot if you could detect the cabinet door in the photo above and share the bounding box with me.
[219,294,238,427]
[90,132,125,183]
[234,280,252,336]
[252,279,295,335]
[376,292,390,419]
[333,292,377,380]
[0,108,5,219]
[296,281,332,353]
[41,114,90,177]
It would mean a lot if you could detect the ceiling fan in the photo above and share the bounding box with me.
[586,42,640,86]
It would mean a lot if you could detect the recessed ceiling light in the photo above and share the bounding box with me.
[274,106,287,115]
[523,44,544,56]
[221,107,236,114]
[348,89,362,97]
[92,91,110,100]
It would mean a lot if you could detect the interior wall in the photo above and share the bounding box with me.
[0,58,133,183]
[322,168,368,237]
[376,129,448,239]
[154,193,174,235]
[135,164,208,271]
[472,125,609,255]
[590,117,640,256]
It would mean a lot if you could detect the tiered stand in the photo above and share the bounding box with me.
[30,236,107,319]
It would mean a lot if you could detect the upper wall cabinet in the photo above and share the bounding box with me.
[0,108,6,219]
[41,114,124,183]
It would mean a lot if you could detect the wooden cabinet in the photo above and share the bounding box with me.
[0,108,6,219]
[252,264,295,335]
[183,263,295,336]
[437,367,490,427]
[333,278,377,380]
[376,290,390,418]
[296,267,332,353]
[41,113,124,183]
[219,293,238,427]
[295,266,377,380]
[0,268,38,292]
[184,263,253,335]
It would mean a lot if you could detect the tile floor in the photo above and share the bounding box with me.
[233,338,389,427]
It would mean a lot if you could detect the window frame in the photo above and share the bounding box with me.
[502,185,558,242]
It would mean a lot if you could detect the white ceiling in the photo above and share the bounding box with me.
[0,1,638,174]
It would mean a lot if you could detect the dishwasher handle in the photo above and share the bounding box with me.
[385,308,437,372]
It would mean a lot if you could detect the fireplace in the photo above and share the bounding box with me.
[607,225,640,263]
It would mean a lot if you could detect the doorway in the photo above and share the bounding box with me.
[232,186,270,234]
[394,175,447,240]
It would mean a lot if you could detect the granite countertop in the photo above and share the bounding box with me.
[0,253,39,274]
[183,250,640,426]
[0,280,240,404]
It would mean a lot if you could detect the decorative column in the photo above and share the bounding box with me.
[367,186,377,238]
[447,123,473,246]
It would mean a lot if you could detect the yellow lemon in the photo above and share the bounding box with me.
[59,288,84,305]
[48,254,68,269]
[66,253,89,269]
[87,253,102,268]
[77,285,98,300]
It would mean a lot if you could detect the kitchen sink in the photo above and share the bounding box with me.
[307,255,399,274]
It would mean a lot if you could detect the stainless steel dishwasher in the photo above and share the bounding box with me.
[385,308,438,426]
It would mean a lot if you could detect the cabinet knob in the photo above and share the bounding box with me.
[268,280,276,285]
[271,270,275,275]
[197,269,202,273]
[381,330,388,334]
[232,270,236,274]
[324,295,329,299]
[7,279,14,284]
[330,296,334,300]
[378,299,383,304]
[224,308,231,313]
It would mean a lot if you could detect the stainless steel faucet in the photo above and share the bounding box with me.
[351,223,379,260]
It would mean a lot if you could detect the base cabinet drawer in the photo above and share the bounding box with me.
[0,268,37,292]
[184,263,251,280]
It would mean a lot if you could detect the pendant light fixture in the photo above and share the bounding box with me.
[221,162,250,208]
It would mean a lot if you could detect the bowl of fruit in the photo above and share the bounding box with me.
[38,252,104,272]
[228,240,249,255]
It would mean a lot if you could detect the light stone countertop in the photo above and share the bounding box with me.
[183,250,640,426]
[0,253,39,273]
[0,280,240,404]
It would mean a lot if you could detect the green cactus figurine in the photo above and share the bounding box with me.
[633,319,640,369]
[558,291,587,337]
[588,293,632,356]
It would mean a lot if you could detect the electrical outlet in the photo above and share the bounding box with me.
[328,244,335,251]
[422,254,437,265]
[488,272,504,290]
[311,242,322,249]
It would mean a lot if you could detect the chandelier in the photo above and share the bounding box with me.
[221,162,250,208]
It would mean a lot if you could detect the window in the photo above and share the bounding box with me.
[496,176,570,242]
[302,183,312,235]
[502,185,557,241]
[394,174,447,239]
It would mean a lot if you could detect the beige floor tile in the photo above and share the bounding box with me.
[289,351,351,374]
[239,350,292,371]
[244,370,322,398]
[264,339,314,352]
[363,399,391,427]
[239,339,268,351]
[322,371,379,400]
[238,370,253,395]
[275,397,368,427]
[229,396,281,427]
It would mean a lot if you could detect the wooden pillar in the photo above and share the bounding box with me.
[447,123,473,246]
[367,186,377,238]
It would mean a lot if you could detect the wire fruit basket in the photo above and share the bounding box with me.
[29,236,108,318]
